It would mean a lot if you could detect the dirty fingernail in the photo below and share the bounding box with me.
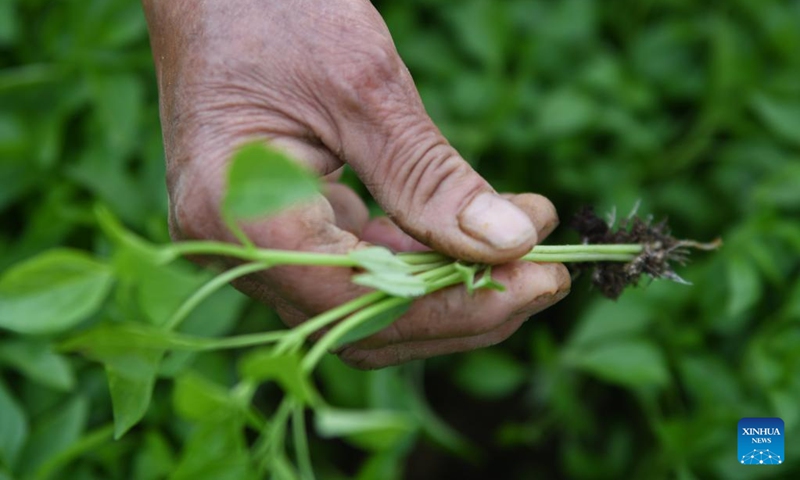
[458,192,537,250]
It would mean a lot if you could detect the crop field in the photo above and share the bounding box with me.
[1,1,799,479]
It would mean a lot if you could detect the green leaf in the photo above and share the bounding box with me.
[223,142,320,220]
[454,262,478,293]
[350,247,427,297]
[473,266,506,292]
[238,349,316,404]
[173,372,236,422]
[62,327,163,439]
[132,431,176,480]
[726,255,762,317]
[106,349,164,439]
[0,339,75,391]
[565,339,670,389]
[97,205,206,326]
[16,395,87,478]
[453,350,527,400]
[0,378,28,468]
[332,301,410,349]
[314,408,417,451]
[0,249,114,334]
[352,271,426,298]
[114,244,205,326]
[90,73,143,157]
[567,297,654,348]
[537,87,597,137]
[0,0,19,46]
[171,415,256,480]
[349,247,413,274]
[751,93,800,147]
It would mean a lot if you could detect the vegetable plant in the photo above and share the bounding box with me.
[0,142,717,479]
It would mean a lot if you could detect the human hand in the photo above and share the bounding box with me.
[143,0,570,368]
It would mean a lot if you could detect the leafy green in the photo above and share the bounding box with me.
[352,272,426,298]
[223,142,320,220]
[453,349,526,400]
[173,372,237,422]
[0,339,75,391]
[332,301,410,348]
[315,408,417,451]
[15,395,87,477]
[564,339,670,389]
[238,349,316,404]
[0,379,28,468]
[0,249,114,334]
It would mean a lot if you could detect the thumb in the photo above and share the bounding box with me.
[316,31,537,263]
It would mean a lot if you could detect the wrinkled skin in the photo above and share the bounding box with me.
[142,0,571,369]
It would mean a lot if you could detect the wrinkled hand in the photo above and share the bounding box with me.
[143,0,570,368]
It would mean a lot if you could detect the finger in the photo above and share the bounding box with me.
[500,193,560,243]
[235,196,375,320]
[350,261,571,349]
[308,7,537,264]
[338,313,532,369]
[323,182,369,236]
[361,216,430,252]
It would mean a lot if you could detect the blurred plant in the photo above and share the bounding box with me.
[0,143,716,478]
[2,0,800,479]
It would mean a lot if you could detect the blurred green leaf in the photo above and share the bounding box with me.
[0,339,75,391]
[567,297,654,348]
[453,349,526,400]
[16,395,87,478]
[350,247,413,274]
[0,249,114,334]
[171,415,256,480]
[0,0,19,45]
[238,349,316,404]
[132,431,176,480]
[0,378,28,468]
[352,272,425,298]
[726,255,762,318]
[106,349,164,439]
[565,339,670,389]
[333,302,410,348]
[223,142,320,220]
[62,325,163,439]
[536,87,597,136]
[752,93,800,147]
[315,408,417,452]
[90,73,143,157]
[173,372,236,422]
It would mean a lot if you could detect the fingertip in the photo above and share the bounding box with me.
[457,192,538,258]
[500,193,560,242]
[323,183,369,236]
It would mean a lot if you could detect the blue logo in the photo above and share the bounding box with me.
[739,418,784,465]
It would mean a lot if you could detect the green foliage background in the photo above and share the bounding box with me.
[2,0,800,478]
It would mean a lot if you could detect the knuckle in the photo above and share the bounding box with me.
[327,40,407,114]
[337,346,384,370]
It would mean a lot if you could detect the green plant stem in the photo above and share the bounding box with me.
[167,241,358,267]
[258,397,294,472]
[292,401,315,480]
[275,291,388,354]
[191,331,289,350]
[165,262,266,330]
[302,296,411,372]
[301,266,466,372]
[524,252,637,263]
[531,244,643,254]
[399,244,644,266]
[33,424,115,480]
